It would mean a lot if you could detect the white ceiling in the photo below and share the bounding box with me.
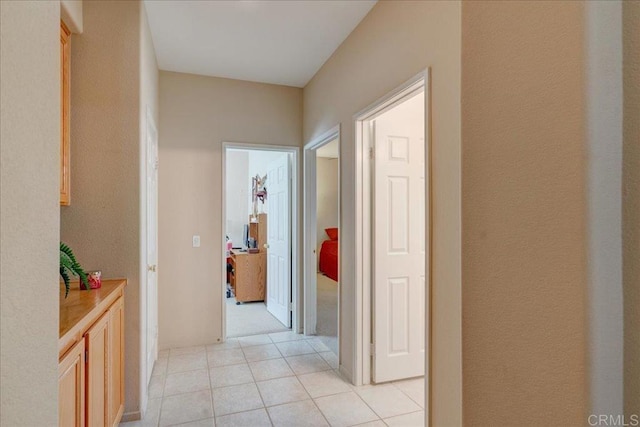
[144,0,376,88]
[317,138,339,159]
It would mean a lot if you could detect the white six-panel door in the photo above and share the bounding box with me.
[266,154,292,327]
[372,91,425,383]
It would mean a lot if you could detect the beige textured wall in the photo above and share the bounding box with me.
[623,0,640,419]
[0,2,61,425]
[303,1,462,423]
[158,71,302,350]
[60,0,147,417]
[461,2,588,425]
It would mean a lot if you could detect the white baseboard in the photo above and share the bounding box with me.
[121,411,142,423]
[339,364,353,385]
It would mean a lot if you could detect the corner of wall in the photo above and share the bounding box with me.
[61,0,83,33]
[585,0,624,417]
[623,0,640,419]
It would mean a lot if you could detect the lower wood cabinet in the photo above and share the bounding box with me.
[108,296,125,425]
[59,339,85,427]
[86,312,109,426]
[59,280,126,427]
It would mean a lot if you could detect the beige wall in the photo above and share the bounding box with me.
[59,0,157,418]
[623,0,640,419]
[461,1,588,425]
[0,2,61,425]
[303,1,462,424]
[158,71,302,350]
[316,157,339,254]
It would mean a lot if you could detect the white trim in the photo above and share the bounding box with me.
[221,142,301,340]
[303,125,340,335]
[121,411,142,423]
[305,125,341,151]
[303,125,341,361]
[353,70,430,391]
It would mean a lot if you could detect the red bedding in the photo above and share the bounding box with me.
[319,239,339,282]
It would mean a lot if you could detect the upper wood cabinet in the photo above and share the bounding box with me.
[60,21,71,206]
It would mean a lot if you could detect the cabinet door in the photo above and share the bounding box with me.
[86,312,109,427]
[60,20,71,205]
[59,339,85,427]
[108,297,125,426]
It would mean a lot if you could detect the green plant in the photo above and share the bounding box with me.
[60,242,89,297]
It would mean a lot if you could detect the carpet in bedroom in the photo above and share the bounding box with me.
[225,297,288,337]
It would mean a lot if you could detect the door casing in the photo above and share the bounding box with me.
[221,142,301,340]
[303,125,341,357]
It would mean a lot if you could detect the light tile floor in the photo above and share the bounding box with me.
[121,332,425,427]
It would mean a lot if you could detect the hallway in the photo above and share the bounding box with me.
[122,332,424,426]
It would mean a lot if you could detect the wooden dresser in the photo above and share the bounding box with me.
[59,279,126,427]
[229,250,266,303]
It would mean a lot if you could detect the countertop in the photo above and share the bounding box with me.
[59,278,126,357]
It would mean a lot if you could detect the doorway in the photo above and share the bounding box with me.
[304,127,341,357]
[222,143,300,339]
[354,71,430,386]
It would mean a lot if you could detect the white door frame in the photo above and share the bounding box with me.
[353,70,431,389]
[221,142,301,340]
[303,125,341,340]
[140,106,158,418]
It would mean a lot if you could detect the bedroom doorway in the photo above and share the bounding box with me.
[222,143,300,339]
[304,126,341,357]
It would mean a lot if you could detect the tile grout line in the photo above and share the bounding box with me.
[243,338,276,426]
[392,382,426,409]
[154,355,166,427]
[307,389,334,426]
[205,344,215,424]
[347,387,385,424]
[286,348,347,427]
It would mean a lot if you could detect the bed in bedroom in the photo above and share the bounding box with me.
[319,227,339,282]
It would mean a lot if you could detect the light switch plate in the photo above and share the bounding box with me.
[192,235,200,248]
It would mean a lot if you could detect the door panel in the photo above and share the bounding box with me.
[59,339,85,427]
[86,312,109,426]
[266,154,291,327]
[373,91,425,383]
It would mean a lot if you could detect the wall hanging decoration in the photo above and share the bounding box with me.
[251,173,267,220]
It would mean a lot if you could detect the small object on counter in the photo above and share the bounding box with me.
[87,270,102,289]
